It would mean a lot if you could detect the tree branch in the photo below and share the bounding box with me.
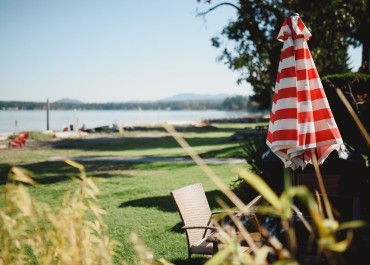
[196,2,240,17]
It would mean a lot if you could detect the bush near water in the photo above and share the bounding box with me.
[0,95,263,112]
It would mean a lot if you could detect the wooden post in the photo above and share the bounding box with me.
[46,98,50,130]
[73,108,78,132]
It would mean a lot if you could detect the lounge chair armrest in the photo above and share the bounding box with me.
[182,225,216,231]
[211,210,239,215]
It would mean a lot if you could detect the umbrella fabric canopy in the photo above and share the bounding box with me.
[266,14,343,170]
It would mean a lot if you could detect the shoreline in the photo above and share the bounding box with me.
[0,109,270,134]
[0,115,271,148]
[0,114,270,136]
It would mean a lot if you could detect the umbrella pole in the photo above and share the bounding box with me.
[290,168,296,186]
[311,149,334,220]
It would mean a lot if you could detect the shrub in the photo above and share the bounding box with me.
[322,73,370,154]
[231,132,267,203]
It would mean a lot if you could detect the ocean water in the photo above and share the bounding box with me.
[0,109,251,133]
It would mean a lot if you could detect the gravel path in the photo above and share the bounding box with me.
[48,155,246,164]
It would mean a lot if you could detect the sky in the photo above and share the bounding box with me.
[0,0,362,103]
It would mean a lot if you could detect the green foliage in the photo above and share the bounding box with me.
[12,131,54,141]
[196,164,368,265]
[0,100,223,110]
[197,0,368,108]
[221,96,263,112]
[349,1,370,73]
[239,134,266,176]
[231,132,268,203]
[221,96,249,111]
[216,169,367,265]
[27,131,55,141]
[322,73,370,99]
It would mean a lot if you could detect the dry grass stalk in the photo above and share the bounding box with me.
[0,163,120,265]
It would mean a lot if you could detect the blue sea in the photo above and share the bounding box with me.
[0,109,252,133]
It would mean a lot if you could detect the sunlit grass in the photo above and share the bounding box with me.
[0,123,249,165]
[0,161,239,264]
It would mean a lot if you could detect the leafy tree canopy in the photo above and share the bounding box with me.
[196,0,368,108]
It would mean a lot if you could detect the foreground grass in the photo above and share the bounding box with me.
[1,161,242,264]
[0,123,261,264]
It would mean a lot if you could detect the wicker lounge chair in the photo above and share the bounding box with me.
[170,183,261,263]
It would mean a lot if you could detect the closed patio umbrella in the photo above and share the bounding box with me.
[266,13,343,170]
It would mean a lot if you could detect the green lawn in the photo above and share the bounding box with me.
[0,123,263,165]
[0,123,265,264]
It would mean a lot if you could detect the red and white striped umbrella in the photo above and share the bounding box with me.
[266,14,343,170]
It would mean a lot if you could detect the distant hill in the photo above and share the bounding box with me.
[52,94,243,104]
[54,98,83,104]
[0,93,257,111]
[161,93,238,102]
